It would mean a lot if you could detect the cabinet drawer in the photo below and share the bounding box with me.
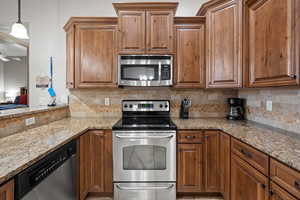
[231,138,269,176]
[178,130,203,143]
[271,159,300,198]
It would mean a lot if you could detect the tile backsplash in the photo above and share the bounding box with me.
[239,87,300,134]
[69,88,237,118]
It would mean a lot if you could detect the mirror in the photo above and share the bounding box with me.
[0,27,29,110]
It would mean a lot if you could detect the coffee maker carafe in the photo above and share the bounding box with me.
[227,98,245,120]
[180,98,191,119]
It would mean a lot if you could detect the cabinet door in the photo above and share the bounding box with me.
[146,10,174,54]
[0,180,14,200]
[75,24,117,88]
[118,11,146,54]
[220,132,231,200]
[204,131,220,192]
[175,24,205,88]
[231,154,269,200]
[177,144,204,193]
[206,0,243,88]
[270,182,298,200]
[66,27,75,88]
[244,0,300,87]
[79,130,112,200]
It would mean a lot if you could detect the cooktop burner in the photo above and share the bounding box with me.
[112,100,177,131]
[113,117,177,130]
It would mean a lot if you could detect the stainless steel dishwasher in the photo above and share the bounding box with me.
[15,140,77,200]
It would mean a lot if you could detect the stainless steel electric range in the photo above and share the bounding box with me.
[112,100,177,200]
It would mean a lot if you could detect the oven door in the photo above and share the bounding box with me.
[114,183,176,200]
[113,130,176,182]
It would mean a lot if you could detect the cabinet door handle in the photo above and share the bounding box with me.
[295,181,300,191]
[260,184,266,189]
[269,190,274,196]
[240,149,253,158]
[185,135,195,140]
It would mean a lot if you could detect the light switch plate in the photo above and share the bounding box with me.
[266,100,272,112]
[104,98,110,106]
[25,117,36,126]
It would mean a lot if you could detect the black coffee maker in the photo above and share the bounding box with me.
[180,98,191,119]
[227,98,245,120]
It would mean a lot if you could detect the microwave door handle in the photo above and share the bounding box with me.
[116,184,174,191]
[115,134,174,139]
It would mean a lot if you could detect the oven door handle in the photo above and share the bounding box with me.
[116,184,174,191]
[115,134,174,139]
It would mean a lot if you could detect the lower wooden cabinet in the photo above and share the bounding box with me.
[270,182,298,200]
[177,143,204,193]
[231,153,269,200]
[79,130,112,200]
[204,131,220,192]
[219,132,230,200]
[0,180,14,200]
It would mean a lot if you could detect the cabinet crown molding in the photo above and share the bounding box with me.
[64,17,118,31]
[113,2,178,14]
[196,0,233,16]
[174,17,206,24]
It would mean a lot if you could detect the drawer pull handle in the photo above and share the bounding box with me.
[240,149,253,158]
[295,181,300,191]
[185,136,195,140]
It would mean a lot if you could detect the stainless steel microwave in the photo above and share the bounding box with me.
[118,55,173,87]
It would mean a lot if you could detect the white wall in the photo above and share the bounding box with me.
[0,61,4,102]
[3,57,28,101]
[0,0,208,107]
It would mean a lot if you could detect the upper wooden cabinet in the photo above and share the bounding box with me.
[200,0,243,88]
[114,3,177,54]
[174,17,205,88]
[244,0,300,87]
[64,17,118,88]
[118,11,146,53]
[79,130,113,200]
[0,180,14,200]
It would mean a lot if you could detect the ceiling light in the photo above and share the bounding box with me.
[10,0,29,39]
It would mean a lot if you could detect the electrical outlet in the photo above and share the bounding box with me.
[104,98,110,106]
[25,117,36,126]
[266,100,272,112]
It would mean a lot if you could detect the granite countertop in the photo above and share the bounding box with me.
[0,117,300,185]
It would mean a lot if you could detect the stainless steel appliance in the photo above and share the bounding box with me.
[113,100,177,200]
[118,55,173,87]
[15,140,77,200]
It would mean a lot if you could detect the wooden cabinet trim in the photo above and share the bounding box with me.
[270,182,298,200]
[113,2,178,13]
[0,180,14,200]
[231,138,269,176]
[219,132,231,200]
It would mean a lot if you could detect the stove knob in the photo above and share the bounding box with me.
[129,104,133,108]
[165,104,168,108]
[124,104,128,108]
[159,104,163,108]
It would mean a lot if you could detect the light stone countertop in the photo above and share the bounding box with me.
[0,117,300,185]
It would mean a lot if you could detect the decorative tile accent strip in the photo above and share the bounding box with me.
[0,106,69,138]
[69,88,237,118]
[239,88,300,134]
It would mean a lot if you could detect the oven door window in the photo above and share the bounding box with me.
[123,145,166,170]
[120,65,159,81]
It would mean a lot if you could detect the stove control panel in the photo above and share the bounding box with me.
[123,100,170,112]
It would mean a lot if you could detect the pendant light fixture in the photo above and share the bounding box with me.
[10,0,29,39]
